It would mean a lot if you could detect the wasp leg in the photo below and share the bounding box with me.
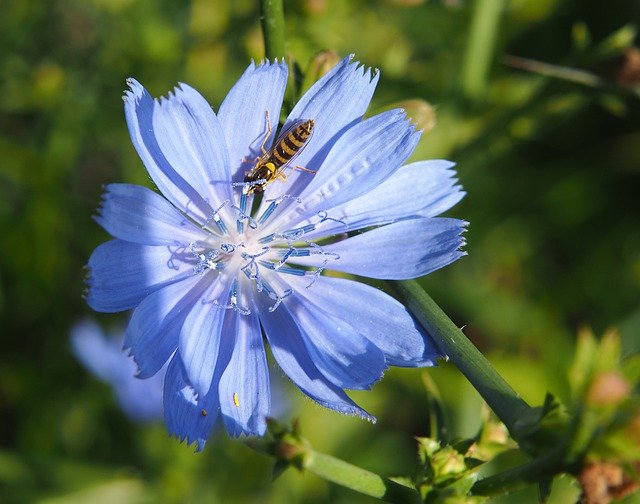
[259,110,273,156]
[276,165,316,182]
[292,164,317,174]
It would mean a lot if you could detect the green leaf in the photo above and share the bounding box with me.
[594,24,638,60]
[422,372,450,443]
[538,477,553,502]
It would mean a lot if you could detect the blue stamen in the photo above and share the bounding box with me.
[275,248,311,257]
[258,260,306,276]
[257,201,277,225]
[258,233,275,244]
[280,224,316,241]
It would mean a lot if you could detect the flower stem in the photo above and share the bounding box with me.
[246,436,420,503]
[461,0,505,101]
[305,450,420,503]
[471,446,566,495]
[259,0,287,60]
[390,280,531,434]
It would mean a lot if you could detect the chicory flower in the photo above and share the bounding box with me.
[87,56,466,450]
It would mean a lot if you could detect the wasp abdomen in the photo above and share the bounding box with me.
[243,118,315,194]
[273,120,314,164]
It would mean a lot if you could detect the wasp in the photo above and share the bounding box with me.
[243,113,315,194]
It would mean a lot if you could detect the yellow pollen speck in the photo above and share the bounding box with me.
[233,392,240,407]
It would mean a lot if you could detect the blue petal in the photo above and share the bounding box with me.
[178,275,233,396]
[289,217,467,280]
[277,110,420,226]
[86,240,197,312]
[264,56,379,199]
[218,307,270,437]
[71,320,123,382]
[163,354,219,451]
[71,320,165,422]
[115,367,165,423]
[257,294,375,422]
[124,80,217,224]
[287,276,442,367]
[285,295,386,390]
[153,82,233,206]
[291,160,465,239]
[217,60,288,179]
[125,275,209,378]
[95,184,208,246]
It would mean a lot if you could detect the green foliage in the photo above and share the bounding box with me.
[568,330,640,467]
[1,0,640,502]
[414,437,486,503]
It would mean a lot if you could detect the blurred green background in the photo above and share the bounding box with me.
[1,0,639,502]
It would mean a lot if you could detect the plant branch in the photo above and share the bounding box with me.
[259,0,287,60]
[390,280,531,434]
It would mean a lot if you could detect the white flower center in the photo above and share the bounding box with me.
[186,191,344,314]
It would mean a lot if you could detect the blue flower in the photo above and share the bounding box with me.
[71,319,164,422]
[87,56,466,450]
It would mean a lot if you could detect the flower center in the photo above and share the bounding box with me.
[185,191,345,314]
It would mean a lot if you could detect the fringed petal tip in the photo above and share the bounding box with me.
[131,356,151,380]
[123,78,186,108]
[360,410,377,424]
[343,367,387,392]
[382,108,421,137]
[335,53,380,85]
[223,424,268,439]
[169,432,208,453]
[119,341,152,380]
[319,401,377,424]
[248,57,289,70]
[319,399,377,424]
[345,54,379,84]
[91,185,116,228]
[123,77,146,102]
[166,82,210,107]
[459,220,470,249]
[435,159,457,170]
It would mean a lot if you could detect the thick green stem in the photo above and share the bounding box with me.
[391,280,530,434]
[306,450,420,503]
[259,0,287,60]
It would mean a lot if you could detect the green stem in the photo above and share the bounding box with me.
[259,0,287,60]
[461,0,505,101]
[390,280,530,434]
[471,446,566,496]
[246,437,420,503]
[503,55,604,88]
[305,450,420,503]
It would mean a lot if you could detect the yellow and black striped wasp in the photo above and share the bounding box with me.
[243,113,315,194]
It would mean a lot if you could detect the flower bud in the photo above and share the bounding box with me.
[586,371,630,406]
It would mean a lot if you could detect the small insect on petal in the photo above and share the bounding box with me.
[233,392,240,407]
[243,111,316,194]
